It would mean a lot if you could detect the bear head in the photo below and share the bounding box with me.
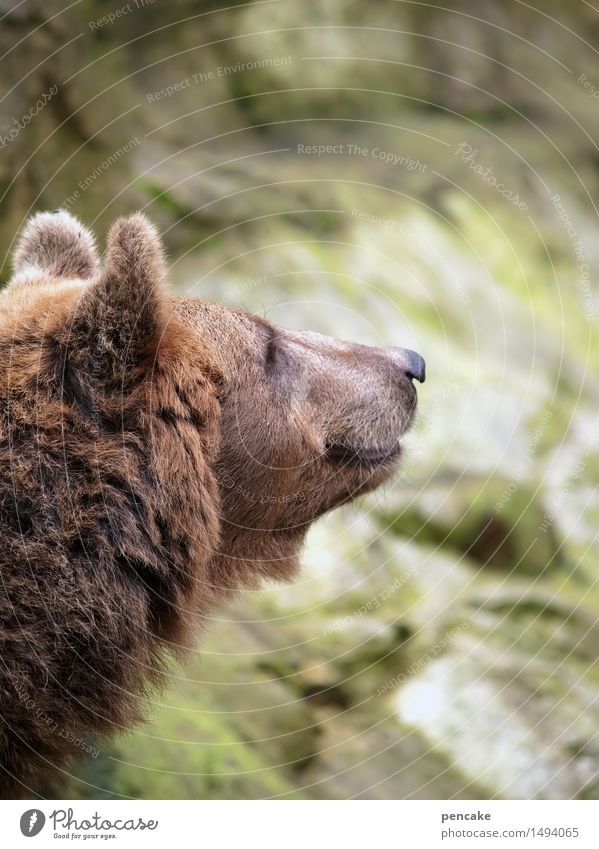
[0,210,424,795]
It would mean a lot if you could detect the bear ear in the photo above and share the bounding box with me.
[11,210,99,282]
[75,213,169,373]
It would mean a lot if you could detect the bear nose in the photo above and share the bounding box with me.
[404,349,426,383]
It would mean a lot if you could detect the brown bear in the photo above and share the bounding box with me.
[0,210,424,797]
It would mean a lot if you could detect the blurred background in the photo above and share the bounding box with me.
[1,0,598,800]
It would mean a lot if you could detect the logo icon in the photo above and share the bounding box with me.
[20,810,46,837]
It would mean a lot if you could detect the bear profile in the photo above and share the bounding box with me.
[0,211,424,797]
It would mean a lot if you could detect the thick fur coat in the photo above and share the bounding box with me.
[0,211,422,796]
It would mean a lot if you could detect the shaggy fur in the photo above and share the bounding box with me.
[0,211,422,797]
[13,210,98,282]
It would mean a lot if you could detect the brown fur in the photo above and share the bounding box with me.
[0,211,422,797]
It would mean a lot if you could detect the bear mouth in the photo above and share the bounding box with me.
[324,442,401,468]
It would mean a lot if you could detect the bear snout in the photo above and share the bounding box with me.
[403,349,426,384]
[386,346,426,385]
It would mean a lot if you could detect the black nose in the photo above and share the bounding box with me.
[405,349,426,383]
